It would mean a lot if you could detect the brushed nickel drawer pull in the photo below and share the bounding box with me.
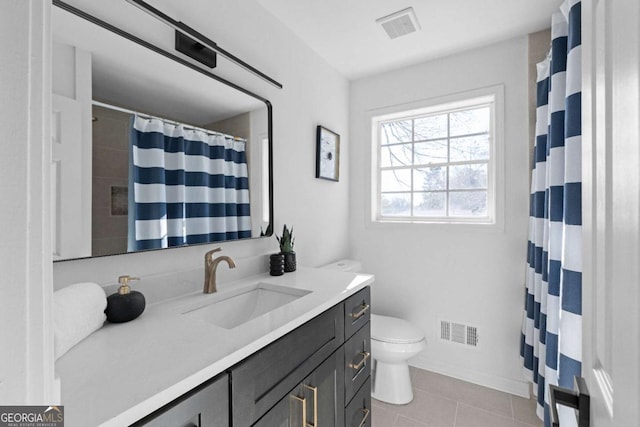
[348,351,371,370]
[357,408,370,427]
[290,394,306,427]
[304,385,318,427]
[349,303,370,320]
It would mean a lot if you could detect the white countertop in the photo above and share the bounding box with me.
[55,267,374,427]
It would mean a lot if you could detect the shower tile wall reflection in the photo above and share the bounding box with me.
[92,105,130,256]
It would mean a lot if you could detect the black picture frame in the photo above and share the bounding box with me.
[315,125,340,181]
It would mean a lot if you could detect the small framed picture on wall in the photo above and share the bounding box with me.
[316,125,340,181]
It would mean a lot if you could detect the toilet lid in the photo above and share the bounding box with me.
[371,314,425,344]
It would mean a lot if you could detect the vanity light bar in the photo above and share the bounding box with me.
[52,0,269,102]
[125,0,283,89]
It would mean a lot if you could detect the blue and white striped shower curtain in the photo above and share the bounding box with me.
[520,1,582,426]
[129,116,251,251]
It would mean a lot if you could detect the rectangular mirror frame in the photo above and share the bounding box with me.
[52,0,274,261]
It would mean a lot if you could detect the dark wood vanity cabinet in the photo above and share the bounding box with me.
[345,378,372,427]
[241,286,372,427]
[132,373,229,427]
[253,347,346,427]
[343,288,372,404]
[344,287,371,339]
[344,320,371,404]
[230,303,345,426]
[131,286,371,427]
[342,287,372,427]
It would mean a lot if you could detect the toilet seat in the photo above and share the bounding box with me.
[371,314,424,344]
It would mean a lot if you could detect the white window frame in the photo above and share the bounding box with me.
[367,85,504,230]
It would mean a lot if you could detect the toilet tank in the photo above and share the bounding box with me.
[321,259,362,273]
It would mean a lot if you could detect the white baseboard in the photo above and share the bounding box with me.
[410,355,531,398]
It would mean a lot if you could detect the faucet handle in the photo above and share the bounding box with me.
[204,248,222,263]
[205,247,222,259]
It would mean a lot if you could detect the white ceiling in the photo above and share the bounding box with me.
[256,0,564,80]
[52,6,264,126]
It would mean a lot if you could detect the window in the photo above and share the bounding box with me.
[372,89,501,225]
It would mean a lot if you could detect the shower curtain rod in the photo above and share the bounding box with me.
[92,100,247,143]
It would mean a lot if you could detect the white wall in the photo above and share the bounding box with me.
[0,1,57,404]
[349,37,531,395]
[53,0,351,288]
[6,0,532,405]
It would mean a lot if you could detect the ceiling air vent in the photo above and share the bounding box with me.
[376,7,421,40]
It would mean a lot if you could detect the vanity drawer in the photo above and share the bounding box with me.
[131,373,228,427]
[344,287,370,340]
[253,347,345,427]
[230,303,345,427]
[345,378,372,427]
[344,320,371,404]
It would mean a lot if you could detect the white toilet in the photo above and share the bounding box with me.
[370,314,426,404]
[321,259,426,405]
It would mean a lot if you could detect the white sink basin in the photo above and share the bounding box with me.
[182,282,311,329]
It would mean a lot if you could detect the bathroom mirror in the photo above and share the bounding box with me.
[51,2,273,261]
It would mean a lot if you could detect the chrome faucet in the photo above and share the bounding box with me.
[204,248,236,294]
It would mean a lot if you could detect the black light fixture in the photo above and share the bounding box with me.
[125,0,283,89]
[175,31,217,69]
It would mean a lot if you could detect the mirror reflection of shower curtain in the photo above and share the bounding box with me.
[128,115,251,251]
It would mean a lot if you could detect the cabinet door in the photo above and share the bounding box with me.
[132,374,228,427]
[344,288,370,340]
[232,304,344,426]
[344,322,370,404]
[345,379,371,427]
[254,348,345,427]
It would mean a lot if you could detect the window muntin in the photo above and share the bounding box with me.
[375,100,495,222]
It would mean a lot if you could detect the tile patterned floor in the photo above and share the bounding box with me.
[371,367,543,427]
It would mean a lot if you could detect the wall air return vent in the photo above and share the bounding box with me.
[376,7,421,40]
[440,320,479,348]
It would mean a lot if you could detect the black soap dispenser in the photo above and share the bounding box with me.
[105,275,146,323]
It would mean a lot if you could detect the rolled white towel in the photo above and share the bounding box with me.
[54,282,107,360]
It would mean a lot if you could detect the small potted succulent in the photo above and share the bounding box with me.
[276,224,296,272]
